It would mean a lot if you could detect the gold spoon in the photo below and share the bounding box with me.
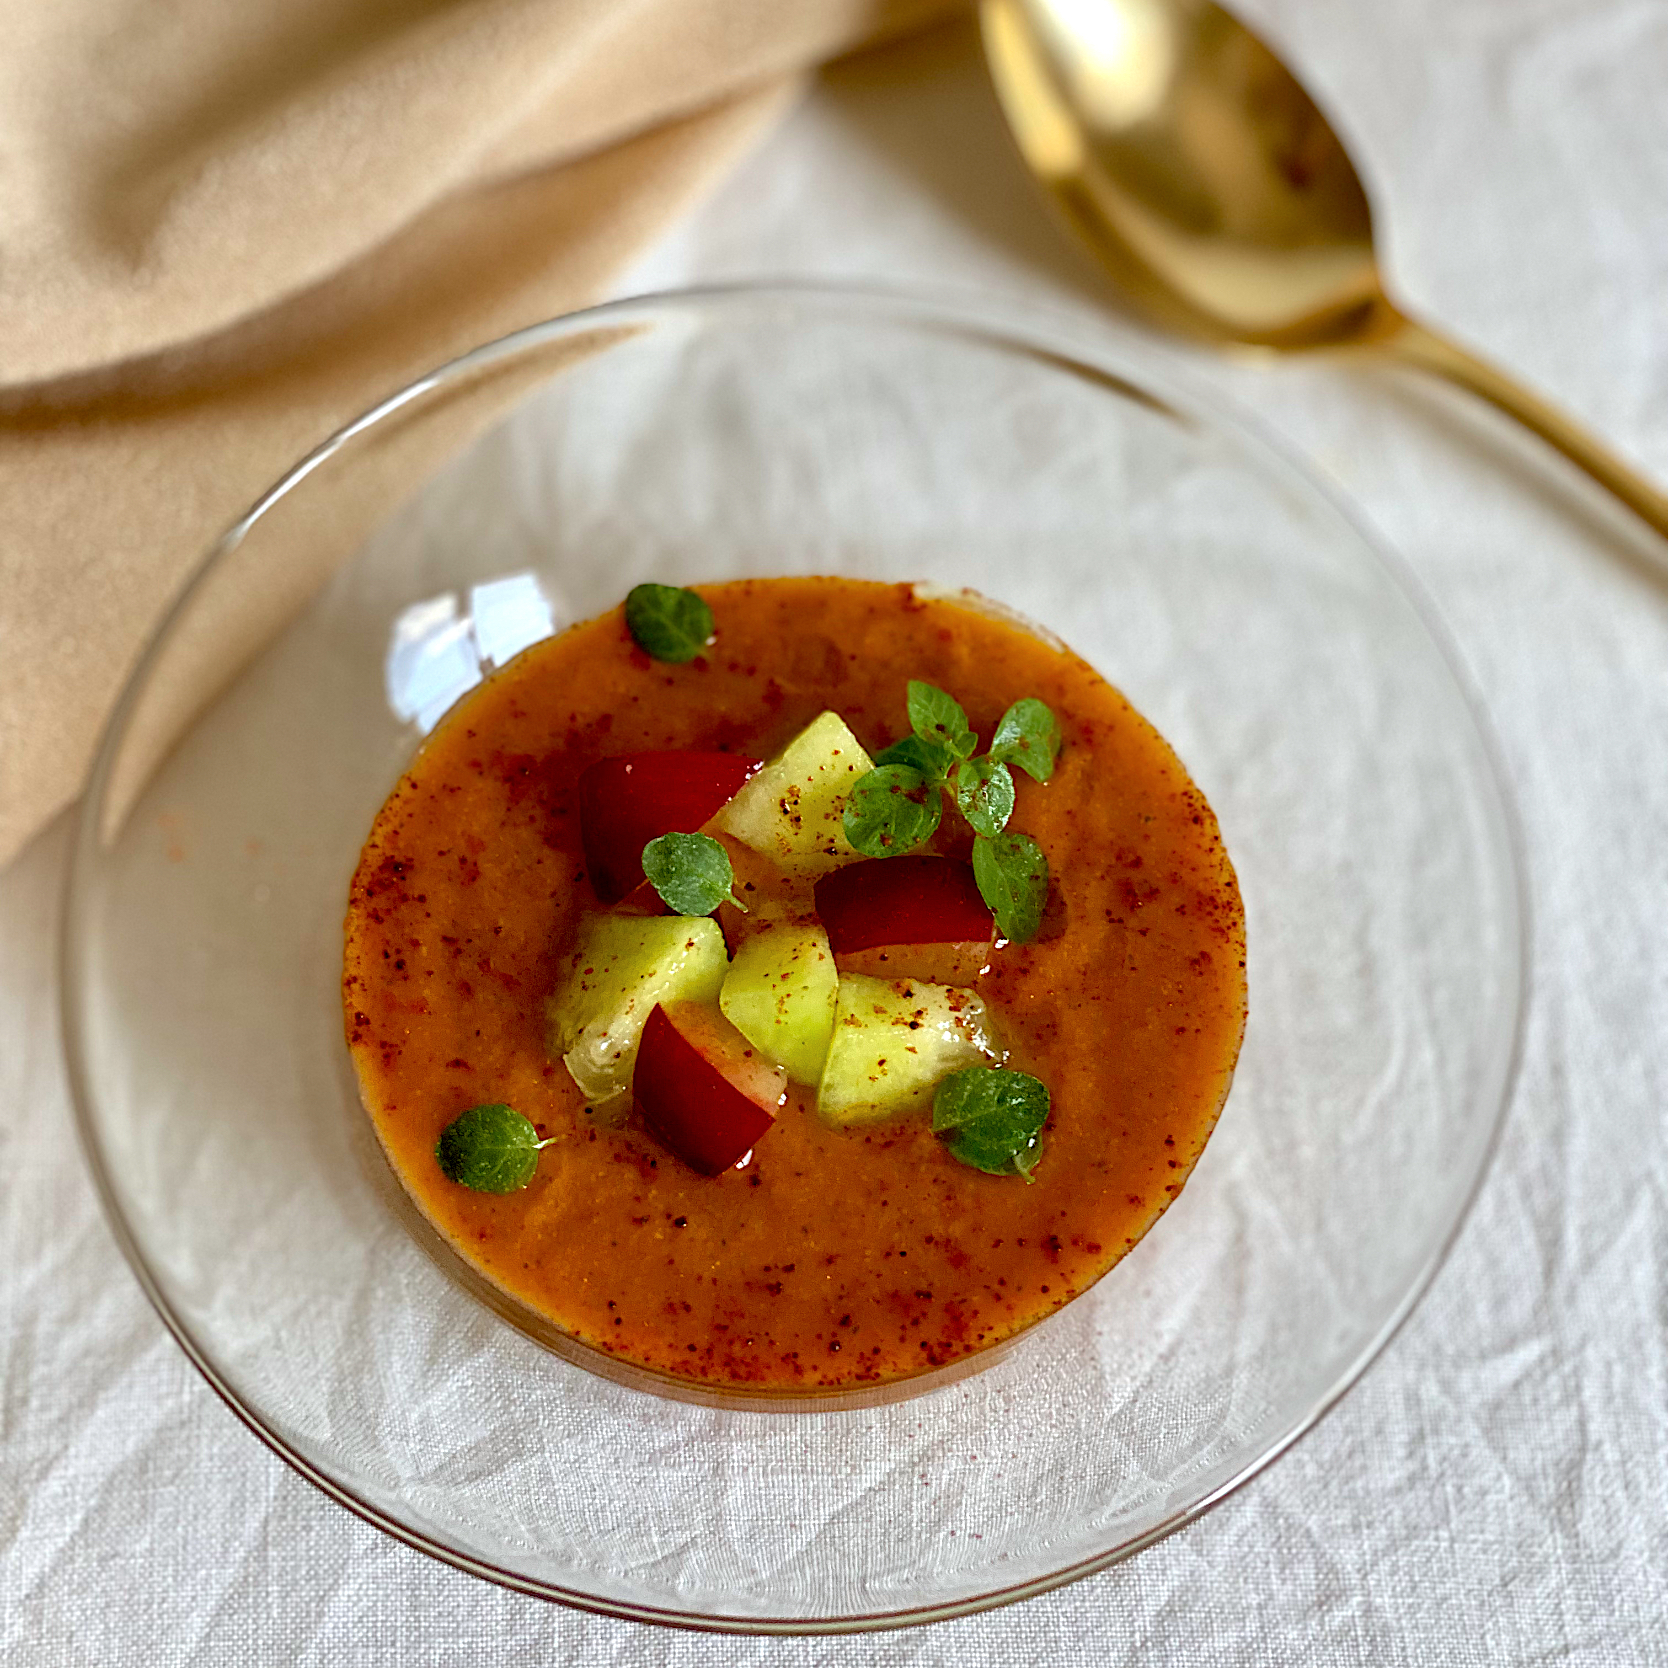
[981,0,1668,539]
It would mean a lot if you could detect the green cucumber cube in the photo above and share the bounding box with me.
[547,914,728,1103]
[716,711,872,876]
[816,973,1001,1126]
[719,921,839,1086]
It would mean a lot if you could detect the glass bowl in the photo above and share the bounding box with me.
[62,286,1524,1630]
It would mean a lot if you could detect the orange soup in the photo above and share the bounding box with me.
[344,579,1246,1394]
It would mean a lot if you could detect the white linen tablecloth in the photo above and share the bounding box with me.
[4,3,1666,1660]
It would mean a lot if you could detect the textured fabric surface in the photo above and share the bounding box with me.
[4,2,1667,1661]
[0,0,951,869]
[0,0,942,382]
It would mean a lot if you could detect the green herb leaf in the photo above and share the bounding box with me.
[641,831,741,915]
[874,733,954,780]
[624,583,714,663]
[843,764,943,857]
[989,698,1061,783]
[907,681,977,760]
[972,832,1049,942]
[954,757,1016,839]
[435,1104,551,1193]
[932,1066,1050,1178]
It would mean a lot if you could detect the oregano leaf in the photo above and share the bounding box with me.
[641,831,741,916]
[932,1067,1049,1178]
[906,681,977,760]
[624,584,714,663]
[990,698,1062,783]
[874,733,953,781]
[842,765,943,857]
[435,1104,552,1193]
[954,757,1016,839]
[972,831,1049,943]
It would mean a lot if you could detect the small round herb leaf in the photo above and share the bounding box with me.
[641,831,740,916]
[843,765,943,857]
[874,733,953,781]
[435,1104,550,1193]
[624,583,714,663]
[932,1067,1050,1178]
[990,698,1061,783]
[954,757,1016,839]
[906,680,977,760]
[972,831,1049,943]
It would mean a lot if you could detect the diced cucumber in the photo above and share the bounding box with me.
[816,973,1001,1125]
[716,711,872,876]
[547,915,728,1103]
[719,921,839,1086]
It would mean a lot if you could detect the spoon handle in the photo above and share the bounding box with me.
[1385,316,1668,540]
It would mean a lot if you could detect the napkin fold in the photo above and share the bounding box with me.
[0,0,954,867]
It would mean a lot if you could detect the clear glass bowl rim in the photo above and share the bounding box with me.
[59,280,1531,1633]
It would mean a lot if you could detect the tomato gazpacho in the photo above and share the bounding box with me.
[343,578,1246,1394]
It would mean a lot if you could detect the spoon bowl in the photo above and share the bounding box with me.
[983,0,1668,536]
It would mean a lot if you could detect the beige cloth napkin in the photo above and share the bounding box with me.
[0,0,953,868]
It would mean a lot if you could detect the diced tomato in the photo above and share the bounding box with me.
[634,1002,786,1176]
[579,752,760,903]
[813,857,993,954]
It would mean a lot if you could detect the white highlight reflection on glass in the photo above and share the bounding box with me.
[469,574,556,670]
[385,572,559,733]
[385,595,479,733]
